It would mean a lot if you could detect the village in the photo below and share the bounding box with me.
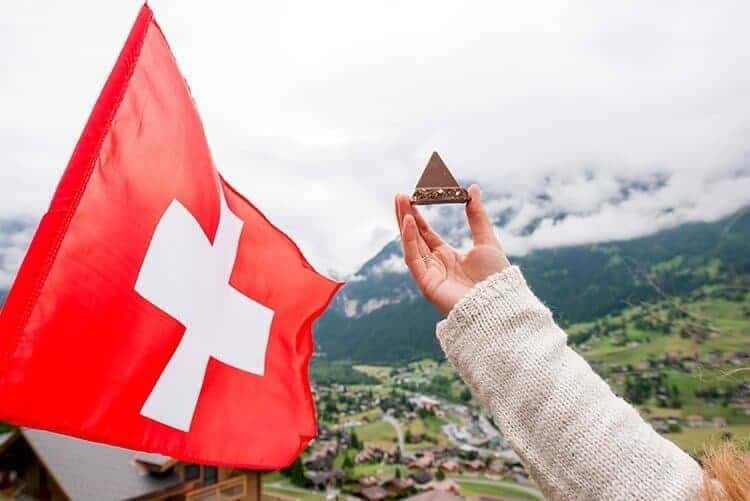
[261,360,541,501]
[262,337,750,501]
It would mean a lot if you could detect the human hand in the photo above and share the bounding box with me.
[395,184,511,315]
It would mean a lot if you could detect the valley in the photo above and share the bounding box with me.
[287,209,750,500]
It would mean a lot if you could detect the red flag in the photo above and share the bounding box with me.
[0,5,341,468]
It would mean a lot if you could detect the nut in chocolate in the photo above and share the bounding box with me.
[411,152,470,205]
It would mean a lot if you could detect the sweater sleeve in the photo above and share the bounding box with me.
[436,266,704,501]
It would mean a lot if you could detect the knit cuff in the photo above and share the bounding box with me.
[436,265,529,350]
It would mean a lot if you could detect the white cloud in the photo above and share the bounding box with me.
[343,298,359,318]
[0,219,34,290]
[361,298,393,315]
[369,254,408,276]
[1,1,750,278]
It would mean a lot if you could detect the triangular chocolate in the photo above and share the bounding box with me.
[411,151,470,205]
[416,152,460,188]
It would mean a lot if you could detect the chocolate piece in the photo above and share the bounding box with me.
[411,152,470,205]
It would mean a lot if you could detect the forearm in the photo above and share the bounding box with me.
[436,266,704,500]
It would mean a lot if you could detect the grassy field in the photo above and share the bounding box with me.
[455,478,542,500]
[355,420,398,449]
[263,484,325,501]
[351,463,400,478]
[405,415,449,451]
[666,425,750,456]
[353,364,393,380]
[340,408,381,424]
[582,295,750,367]
[262,474,325,501]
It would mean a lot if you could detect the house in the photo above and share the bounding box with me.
[382,477,415,497]
[410,469,433,485]
[685,415,705,428]
[356,447,384,465]
[486,458,506,476]
[712,416,727,428]
[425,479,460,495]
[461,459,485,472]
[408,451,434,470]
[0,428,261,500]
[305,452,334,471]
[304,470,344,490]
[358,475,379,487]
[359,485,388,501]
[410,396,441,414]
[438,459,460,473]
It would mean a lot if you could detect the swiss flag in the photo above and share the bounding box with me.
[0,5,341,468]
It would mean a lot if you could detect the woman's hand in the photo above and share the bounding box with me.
[395,184,511,315]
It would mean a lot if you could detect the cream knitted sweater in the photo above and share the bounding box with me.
[436,266,704,500]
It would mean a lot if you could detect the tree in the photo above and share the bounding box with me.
[435,469,446,481]
[342,453,354,470]
[285,457,306,487]
[351,431,362,450]
[668,384,683,408]
[395,468,402,479]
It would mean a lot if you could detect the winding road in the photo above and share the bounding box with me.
[382,415,406,457]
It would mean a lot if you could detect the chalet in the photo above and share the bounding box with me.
[304,470,344,490]
[409,469,433,485]
[461,459,485,472]
[382,477,415,497]
[712,416,727,428]
[486,458,506,476]
[0,428,260,500]
[685,415,705,428]
[358,475,379,487]
[408,451,434,470]
[438,459,459,473]
[356,447,384,465]
[649,416,680,434]
[425,479,460,495]
[410,396,440,414]
[428,447,455,461]
[359,485,388,501]
[304,452,334,471]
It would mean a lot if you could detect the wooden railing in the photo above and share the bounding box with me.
[185,475,247,501]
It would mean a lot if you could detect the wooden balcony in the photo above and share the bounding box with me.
[185,475,247,501]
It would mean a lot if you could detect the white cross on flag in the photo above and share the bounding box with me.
[0,5,341,468]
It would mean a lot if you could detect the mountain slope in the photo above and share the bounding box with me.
[314,209,750,362]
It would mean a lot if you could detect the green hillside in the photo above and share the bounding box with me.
[315,209,750,363]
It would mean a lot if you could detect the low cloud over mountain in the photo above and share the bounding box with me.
[0,217,34,298]
[333,165,750,320]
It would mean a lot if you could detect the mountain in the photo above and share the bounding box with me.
[314,208,750,363]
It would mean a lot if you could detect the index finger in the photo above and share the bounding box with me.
[395,194,445,250]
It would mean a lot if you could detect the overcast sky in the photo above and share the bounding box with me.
[2,1,750,283]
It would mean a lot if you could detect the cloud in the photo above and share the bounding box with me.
[0,218,34,291]
[414,164,750,258]
[368,254,408,276]
[1,1,750,278]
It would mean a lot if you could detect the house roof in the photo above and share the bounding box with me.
[133,452,178,473]
[410,469,433,484]
[21,428,182,500]
[360,485,388,501]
